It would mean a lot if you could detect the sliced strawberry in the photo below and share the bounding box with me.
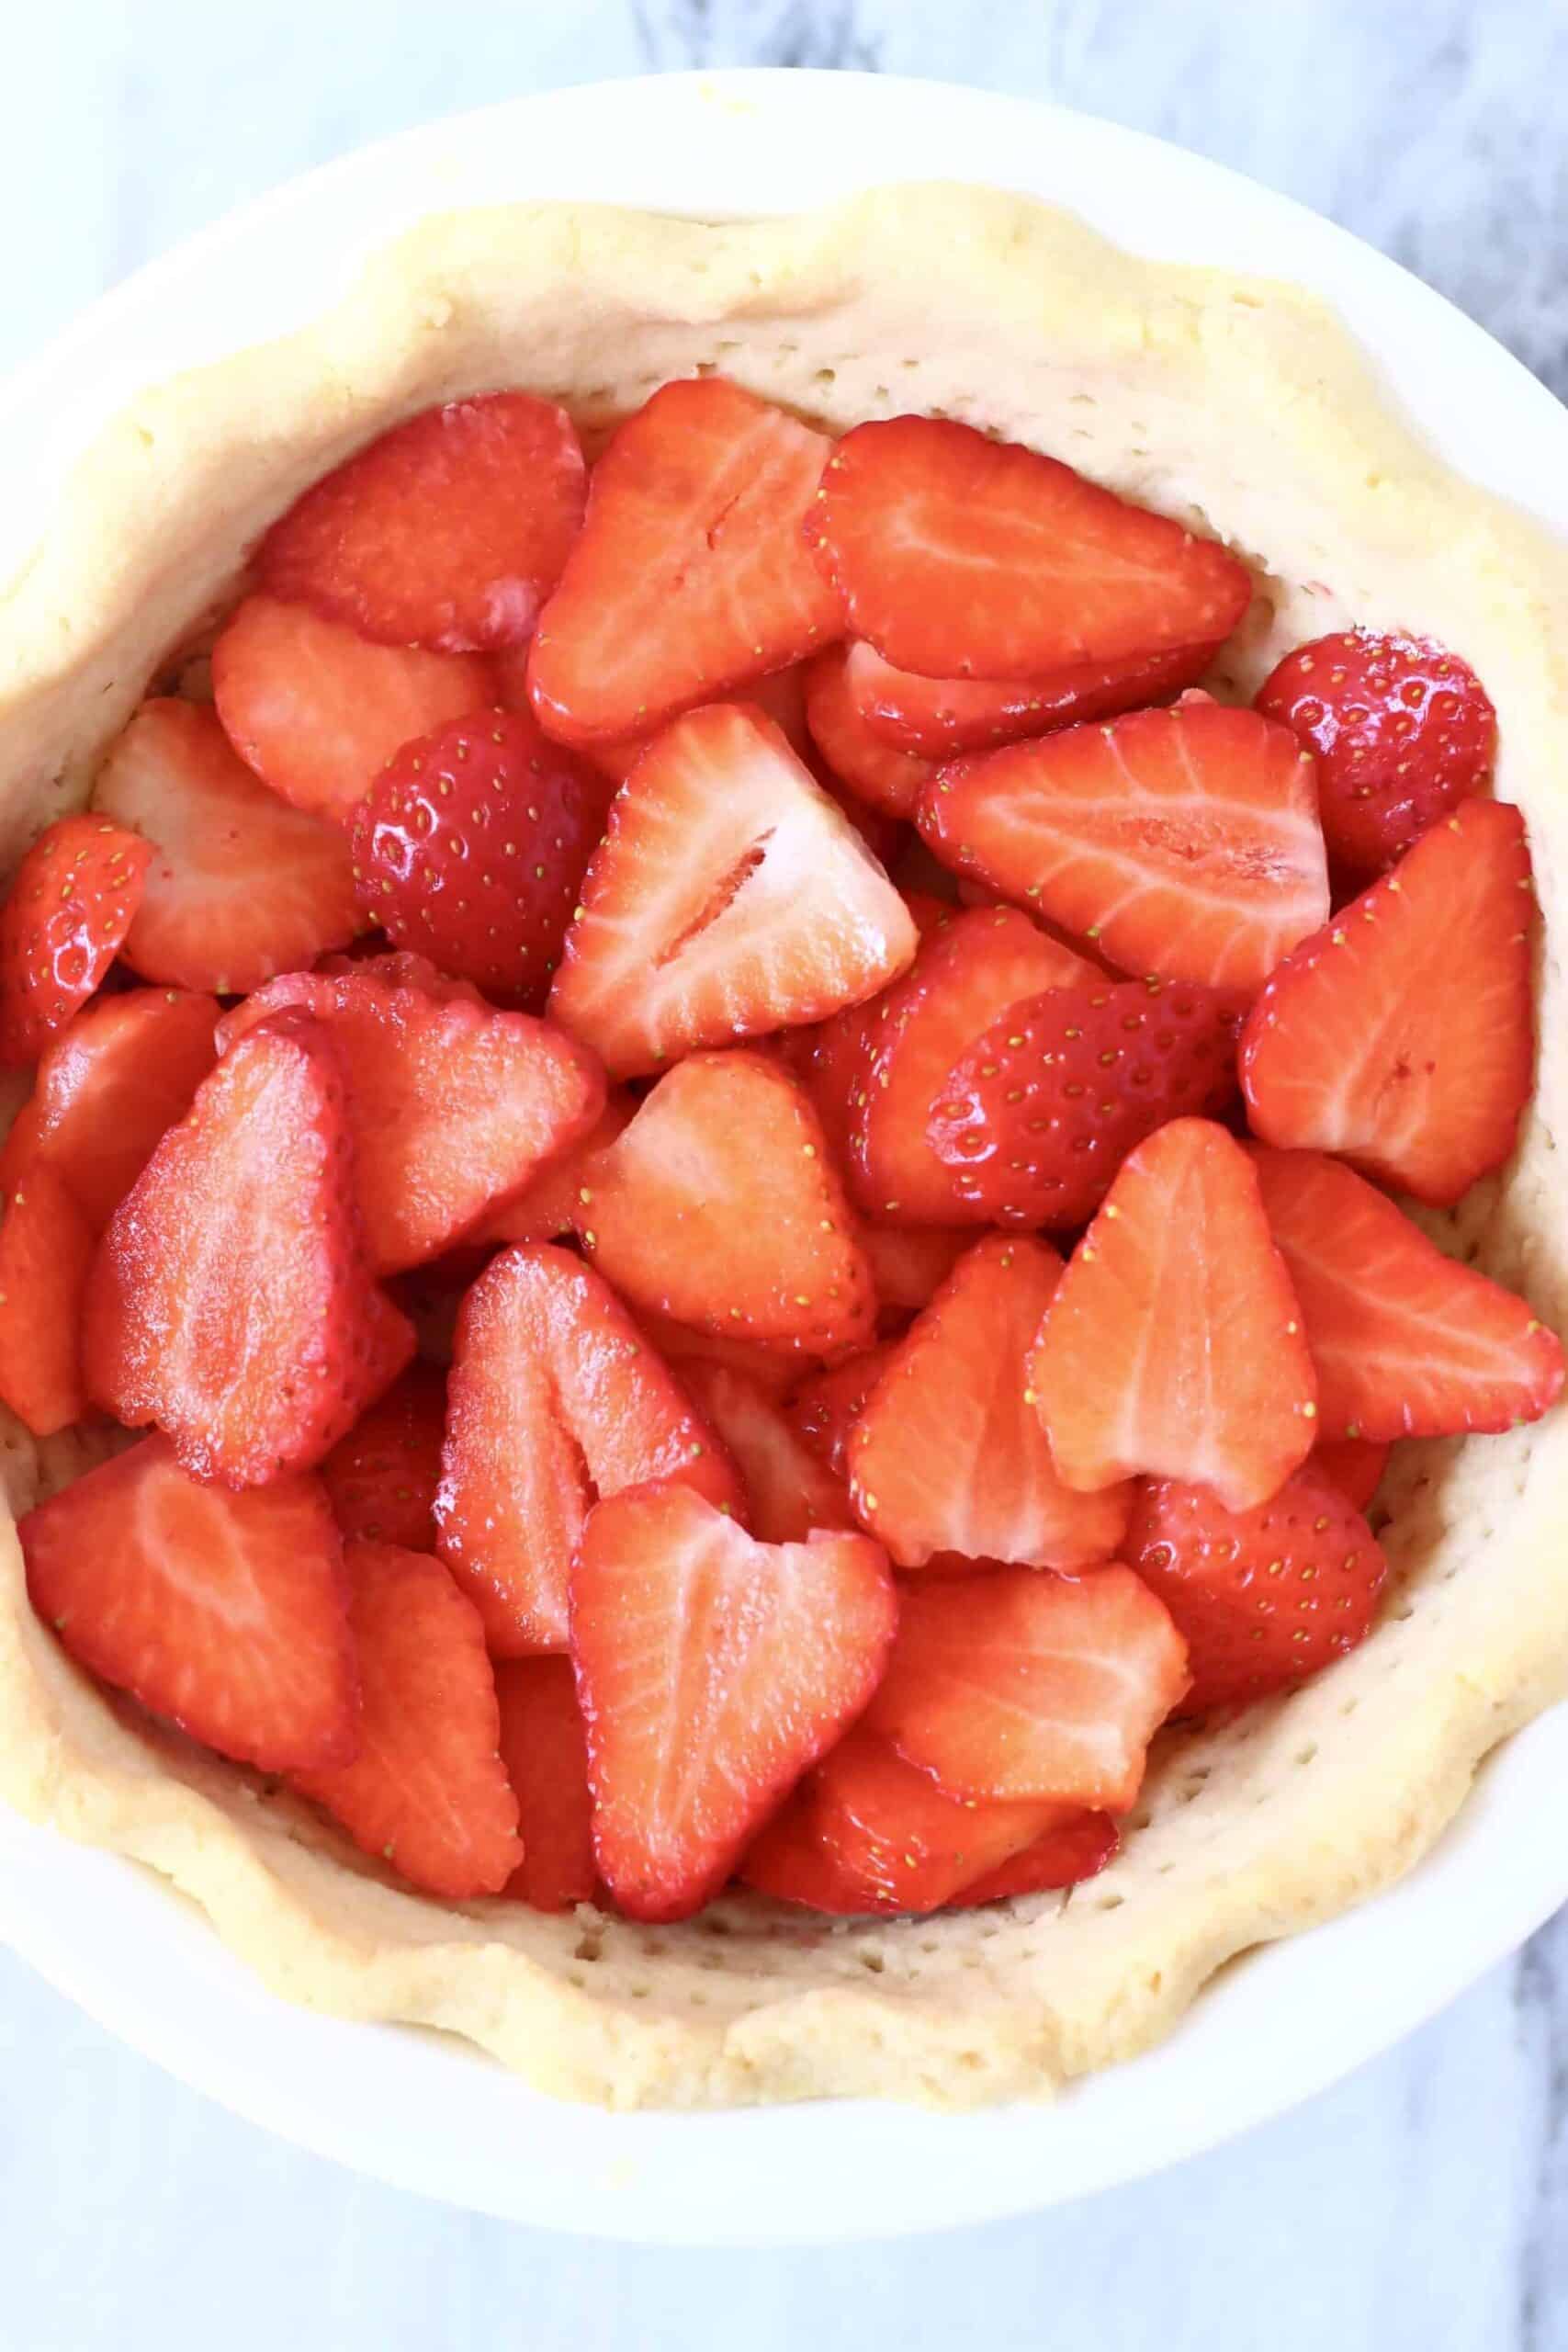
[778,891,952,1164]
[313,946,483,1001]
[806,416,1252,678]
[319,1363,446,1549]
[676,1362,854,1543]
[84,1012,413,1485]
[91,697,360,992]
[1127,1464,1387,1712]
[632,1311,807,1400]
[786,1344,898,1479]
[467,1089,636,1246]
[545,661,819,791]
[850,905,1093,1224]
[1249,1146,1564,1441]
[1029,1118,1317,1511]
[1256,629,1495,879]
[218,965,604,1273]
[927,976,1244,1227]
[0,985,219,1232]
[864,1566,1189,1808]
[0,815,150,1067]
[258,392,586,653]
[547,704,915,1079]
[802,646,936,819]
[573,1481,896,1920]
[741,1727,1077,1917]
[1240,798,1535,1204]
[526,378,841,745]
[849,1237,1131,1571]
[494,1657,598,1912]
[22,1433,355,1770]
[919,694,1328,990]
[347,708,614,1006]
[572,1049,875,1356]
[0,1163,94,1436]
[855,1220,968,1313]
[1314,1437,1391,1512]
[292,1540,521,1898]
[435,1243,744,1654]
[953,1810,1119,1906]
[850,638,1221,758]
[211,594,491,822]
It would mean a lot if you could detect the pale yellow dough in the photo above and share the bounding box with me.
[2,185,1567,2111]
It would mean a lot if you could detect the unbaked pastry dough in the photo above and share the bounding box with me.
[2,185,1566,2110]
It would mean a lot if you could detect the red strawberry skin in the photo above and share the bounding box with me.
[850,638,1221,759]
[1314,1437,1391,1512]
[1256,630,1495,878]
[1127,1464,1388,1712]
[805,415,1251,679]
[292,1540,522,1900]
[0,1163,95,1437]
[320,1363,447,1550]
[22,1433,357,1772]
[348,709,614,1008]
[494,1656,599,1913]
[92,698,361,994]
[786,1344,898,1480]
[0,815,151,1067]
[572,1481,897,1921]
[258,391,586,653]
[84,1011,413,1486]
[927,977,1244,1227]
[1240,798,1535,1206]
[526,378,842,746]
[955,1810,1119,1906]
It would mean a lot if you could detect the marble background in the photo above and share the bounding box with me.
[3,4,1566,2346]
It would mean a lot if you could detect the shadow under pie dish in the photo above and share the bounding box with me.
[0,180,1565,2114]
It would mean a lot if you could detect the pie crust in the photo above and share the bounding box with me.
[2,184,1566,2111]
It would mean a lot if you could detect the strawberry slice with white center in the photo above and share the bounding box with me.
[0,814,150,1068]
[467,1088,636,1247]
[848,637,1222,759]
[676,1361,856,1544]
[21,1433,357,1773]
[1240,797,1535,1204]
[0,1163,95,1437]
[547,704,916,1080]
[494,1657,599,1913]
[257,391,587,652]
[849,1237,1131,1572]
[804,415,1252,678]
[526,377,842,746]
[1250,1147,1564,1441]
[93,698,363,993]
[572,1481,897,1921]
[802,645,937,819]
[863,1565,1189,1810]
[919,693,1329,990]
[1028,1117,1318,1511]
[570,1048,876,1357]
[435,1243,746,1654]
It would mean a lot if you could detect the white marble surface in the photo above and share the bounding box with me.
[4,4,1568,2345]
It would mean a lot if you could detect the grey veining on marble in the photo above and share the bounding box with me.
[4,4,1568,2347]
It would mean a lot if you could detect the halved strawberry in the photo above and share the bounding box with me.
[632,1312,807,1400]
[785,1344,898,1479]
[347,709,614,1006]
[573,1480,897,1920]
[850,906,1093,1224]
[526,378,841,745]
[84,1011,413,1485]
[1240,798,1535,1204]
[571,1049,875,1356]
[319,1363,446,1549]
[864,1566,1189,1808]
[435,1244,745,1654]
[537,661,820,791]
[211,594,491,822]
[258,391,586,652]
[1126,1464,1387,1712]
[218,965,604,1273]
[1029,1118,1317,1511]
[919,695,1328,990]
[805,416,1252,678]
[292,1540,521,1899]
[1314,1437,1391,1513]
[676,1362,855,1544]
[22,1433,356,1771]
[494,1657,598,1912]
[850,638,1221,758]
[467,1089,636,1247]
[1256,630,1495,879]
[848,1237,1131,1571]
[547,704,916,1079]
[802,645,936,818]
[777,890,953,1164]
[1249,1146,1564,1441]
[927,976,1244,1227]
[0,815,151,1067]
[855,1220,969,1313]
[91,698,361,992]
[313,946,482,1001]
[0,1164,94,1436]
[0,985,219,1232]
[953,1810,1120,1906]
